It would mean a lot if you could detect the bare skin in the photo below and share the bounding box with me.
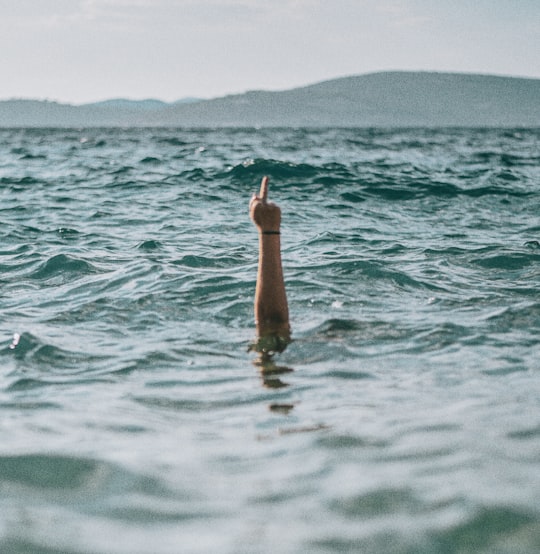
[249,176,291,345]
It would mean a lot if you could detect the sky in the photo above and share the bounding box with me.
[0,0,539,104]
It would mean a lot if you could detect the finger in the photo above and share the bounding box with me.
[259,176,269,203]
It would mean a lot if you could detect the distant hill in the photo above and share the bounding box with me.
[85,97,201,110]
[0,72,538,127]
[85,98,170,110]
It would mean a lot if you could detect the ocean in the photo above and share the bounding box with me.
[0,127,539,553]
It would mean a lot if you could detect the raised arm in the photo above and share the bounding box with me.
[249,177,290,342]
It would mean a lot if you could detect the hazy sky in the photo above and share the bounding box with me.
[1,0,539,104]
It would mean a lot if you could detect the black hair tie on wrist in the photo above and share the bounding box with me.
[262,230,280,235]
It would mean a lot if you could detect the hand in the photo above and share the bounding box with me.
[249,176,281,233]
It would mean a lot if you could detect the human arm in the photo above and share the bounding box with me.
[249,177,290,340]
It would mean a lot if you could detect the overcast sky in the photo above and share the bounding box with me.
[1,0,538,104]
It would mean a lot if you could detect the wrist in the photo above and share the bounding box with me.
[260,230,280,235]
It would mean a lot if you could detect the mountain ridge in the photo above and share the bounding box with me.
[1,71,538,127]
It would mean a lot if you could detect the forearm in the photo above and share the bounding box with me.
[255,234,290,336]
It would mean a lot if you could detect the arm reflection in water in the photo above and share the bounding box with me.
[249,177,293,388]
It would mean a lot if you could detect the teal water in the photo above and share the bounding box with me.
[0,127,539,553]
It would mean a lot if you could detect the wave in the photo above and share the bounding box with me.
[4,331,107,375]
[0,175,42,188]
[223,158,320,182]
[428,506,538,553]
[140,156,162,165]
[156,137,188,146]
[212,158,537,203]
[29,254,98,283]
[471,251,539,270]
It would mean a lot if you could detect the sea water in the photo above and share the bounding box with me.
[0,127,539,553]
